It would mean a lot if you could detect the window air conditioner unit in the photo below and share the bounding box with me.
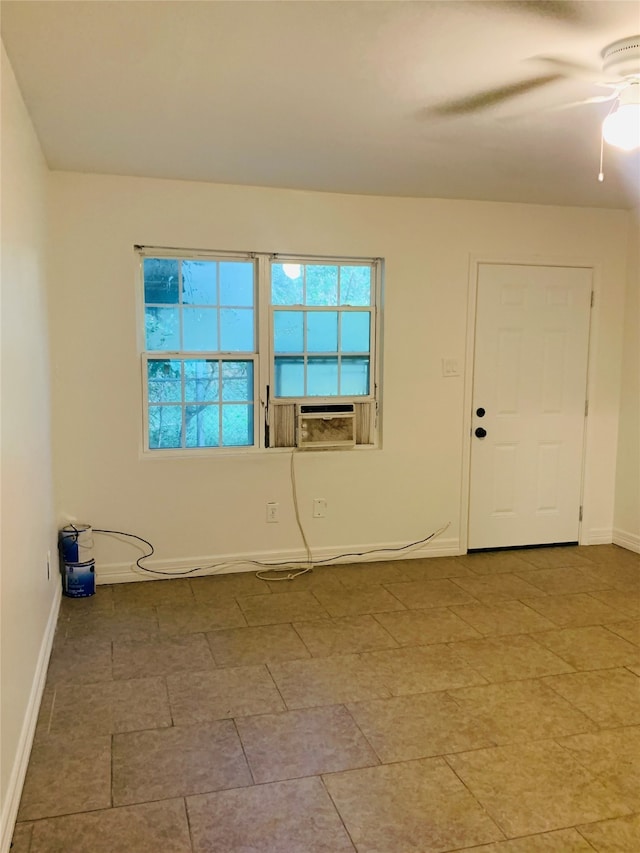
[296,404,356,450]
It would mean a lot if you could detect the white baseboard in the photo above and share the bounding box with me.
[97,536,461,584]
[1,586,61,853]
[612,528,640,554]
[586,527,613,545]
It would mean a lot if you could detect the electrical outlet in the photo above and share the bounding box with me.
[442,358,461,377]
[313,498,327,518]
[46,549,51,580]
[266,502,279,523]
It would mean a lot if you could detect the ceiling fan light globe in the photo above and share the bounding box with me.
[602,103,640,150]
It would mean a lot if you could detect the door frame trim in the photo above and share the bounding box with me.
[459,254,599,552]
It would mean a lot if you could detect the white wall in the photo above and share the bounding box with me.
[47,172,630,579]
[614,207,640,551]
[0,44,58,847]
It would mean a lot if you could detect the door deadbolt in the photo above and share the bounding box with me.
[476,407,486,418]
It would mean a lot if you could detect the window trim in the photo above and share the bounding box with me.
[137,247,382,456]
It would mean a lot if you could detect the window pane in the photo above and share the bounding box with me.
[183,307,218,351]
[185,405,220,447]
[341,357,370,396]
[307,311,338,352]
[340,266,371,306]
[272,263,303,306]
[145,307,179,351]
[147,359,182,403]
[221,361,253,402]
[274,311,303,353]
[341,311,370,352]
[222,404,253,446]
[148,405,182,449]
[182,261,217,305]
[220,308,254,351]
[144,258,179,304]
[307,357,338,396]
[306,265,338,306]
[274,357,304,397]
[185,360,219,402]
[220,262,254,307]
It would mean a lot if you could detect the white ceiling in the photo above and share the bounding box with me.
[2,0,640,208]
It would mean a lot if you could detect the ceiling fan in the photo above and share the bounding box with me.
[427,35,640,152]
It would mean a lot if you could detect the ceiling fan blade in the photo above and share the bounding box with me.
[550,91,619,111]
[481,1,588,24]
[532,55,608,82]
[425,74,564,118]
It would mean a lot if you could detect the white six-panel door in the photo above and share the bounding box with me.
[468,264,592,550]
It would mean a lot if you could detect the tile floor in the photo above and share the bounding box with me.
[11,543,640,852]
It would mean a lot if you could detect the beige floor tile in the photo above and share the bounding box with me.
[450,600,555,636]
[29,800,193,853]
[311,585,406,618]
[112,632,215,679]
[46,638,113,685]
[391,556,474,581]
[112,720,252,806]
[449,635,573,682]
[577,813,640,852]
[207,623,311,666]
[467,827,596,852]
[533,625,640,670]
[18,736,112,821]
[383,578,477,609]
[515,566,611,595]
[112,578,195,609]
[517,547,597,569]
[293,615,398,656]
[607,619,640,645]
[237,705,378,782]
[63,606,160,640]
[167,665,285,724]
[157,600,247,634]
[374,607,482,645]
[628,663,640,677]
[335,559,413,587]
[587,563,640,591]
[448,678,595,744]
[268,654,390,709]
[521,592,629,628]
[324,757,504,852]
[447,740,632,837]
[589,588,640,618]
[263,565,346,594]
[364,644,487,695]
[9,822,33,853]
[457,551,535,575]
[37,677,171,738]
[582,544,640,567]
[543,668,640,727]
[190,570,273,600]
[347,692,496,762]
[237,591,328,625]
[451,573,547,603]
[187,777,355,852]
[557,726,640,810]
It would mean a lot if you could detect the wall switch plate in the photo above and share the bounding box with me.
[266,502,279,523]
[313,498,327,518]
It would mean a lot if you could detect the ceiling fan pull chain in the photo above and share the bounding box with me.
[598,132,605,182]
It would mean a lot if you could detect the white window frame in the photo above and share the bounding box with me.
[138,247,382,456]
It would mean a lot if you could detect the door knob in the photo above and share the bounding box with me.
[475,427,487,438]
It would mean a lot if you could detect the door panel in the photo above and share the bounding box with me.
[468,264,591,549]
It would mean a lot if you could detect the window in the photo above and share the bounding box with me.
[139,249,381,453]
